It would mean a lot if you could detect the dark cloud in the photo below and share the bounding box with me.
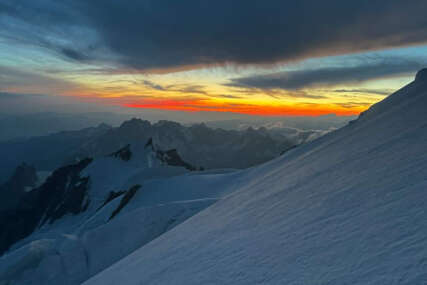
[215,94,243,99]
[142,80,166,91]
[141,81,208,95]
[333,89,393,96]
[60,48,90,62]
[335,102,373,109]
[172,85,207,95]
[226,58,426,90]
[1,0,427,72]
[228,85,327,99]
[286,92,326,99]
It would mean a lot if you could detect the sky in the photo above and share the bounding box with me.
[1,0,427,118]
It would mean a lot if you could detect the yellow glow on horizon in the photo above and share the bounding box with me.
[49,68,397,117]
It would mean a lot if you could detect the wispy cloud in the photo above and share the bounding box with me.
[214,94,243,99]
[226,85,327,99]
[0,65,80,95]
[333,89,393,96]
[139,80,208,95]
[334,102,373,109]
[0,92,47,99]
[171,84,207,95]
[142,80,165,91]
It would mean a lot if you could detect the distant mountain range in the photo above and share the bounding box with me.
[0,111,354,143]
[205,113,354,132]
[0,112,133,142]
[72,119,299,170]
[0,119,304,183]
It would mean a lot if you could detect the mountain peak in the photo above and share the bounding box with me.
[415,68,427,82]
[96,123,112,130]
[119,118,151,130]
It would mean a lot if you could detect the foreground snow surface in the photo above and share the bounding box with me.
[85,79,427,284]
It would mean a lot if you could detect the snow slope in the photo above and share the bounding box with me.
[85,71,427,284]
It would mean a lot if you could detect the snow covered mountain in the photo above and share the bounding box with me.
[0,119,297,184]
[76,70,427,285]
[73,119,297,170]
[0,139,222,284]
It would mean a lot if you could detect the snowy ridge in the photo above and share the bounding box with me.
[82,71,427,284]
[0,139,239,284]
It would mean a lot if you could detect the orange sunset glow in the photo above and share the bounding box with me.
[121,99,366,116]
[59,69,393,117]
